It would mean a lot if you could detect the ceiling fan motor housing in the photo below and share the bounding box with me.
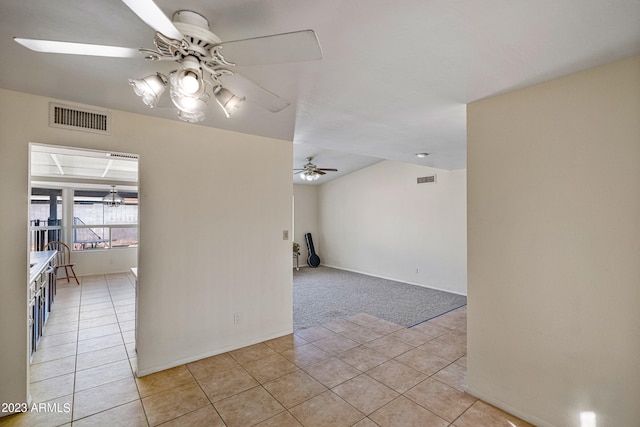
[173,10,209,28]
[171,10,222,49]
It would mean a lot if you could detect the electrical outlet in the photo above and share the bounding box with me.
[283,230,289,240]
[233,312,240,325]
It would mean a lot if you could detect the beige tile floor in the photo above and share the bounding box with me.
[1,274,534,427]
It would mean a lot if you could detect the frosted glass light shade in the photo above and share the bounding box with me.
[129,73,167,108]
[214,86,245,118]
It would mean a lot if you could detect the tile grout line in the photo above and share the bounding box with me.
[299,319,459,425]
[106,273,151,426]
[68,274,83,425]
[36,274,470,427]
[70,274,123,424]
[71,275,140,423]
[189,365,229,427]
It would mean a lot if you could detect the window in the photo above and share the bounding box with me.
[30,188,62,251]
[72,190,138,250]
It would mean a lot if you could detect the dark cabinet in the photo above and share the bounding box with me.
[29,250,57,360]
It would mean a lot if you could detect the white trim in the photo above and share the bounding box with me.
[29,225,62,231]
[465,387,554,427]
[31,175,138,188]
[321,263,467,297]
[73,223,137,229]
[135,327,294,377]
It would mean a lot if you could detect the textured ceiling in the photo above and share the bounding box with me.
[1,0,639,184]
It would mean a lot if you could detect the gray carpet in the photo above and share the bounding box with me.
[293,266,467,331]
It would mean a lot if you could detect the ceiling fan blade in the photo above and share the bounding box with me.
[220,72,290,113]
[315,170,327,175]
[122,0,183,40]
[317,168,338,172]
[14,38,139,58]
[217,30,322,66]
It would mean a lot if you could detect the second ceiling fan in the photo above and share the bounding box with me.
[14,0,322,123]
[294,157,338,181]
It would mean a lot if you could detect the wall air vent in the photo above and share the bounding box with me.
[107,152,138,160]
[49,102,111,135]
[417,175,437,184]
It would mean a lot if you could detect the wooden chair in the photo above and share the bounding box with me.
[44,241,79,285]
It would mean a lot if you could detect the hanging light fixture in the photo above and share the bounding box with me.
[167,56,210,123]
[128,11,247,123]
[213,86,245,118]
[294,157,337,182]
[129,73,167,108]
[172,56,203,94]
[300,171,320,181]
[168,80,209,123]
[12,7,320,125]
[103,185,124,207]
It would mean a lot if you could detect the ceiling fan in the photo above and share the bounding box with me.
[13,0,322,123]
[294,157,338,181]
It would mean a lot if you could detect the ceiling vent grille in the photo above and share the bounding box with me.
[49,102,111,135]
[417,175,437,184]
[107,152,138,160]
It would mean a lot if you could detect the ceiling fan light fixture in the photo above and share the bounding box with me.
[129,73,167,108]
[214,86,245,118]
[169,65,209,122]
[16,4,323,123]
[170,88,208,111]
[170,91,208,121]
[173,56,204,95]
[180,71,200,94]
[300,171,319,181]
[177,109,206,123]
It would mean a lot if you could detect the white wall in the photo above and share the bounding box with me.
[293,184,319,265]
[73,248,138,276]
[0,89,293,407]
[318,160,467,294]
[467,56,640,426]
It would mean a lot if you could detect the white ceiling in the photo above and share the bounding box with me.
[2,0,639,184]
[30,144,139,190]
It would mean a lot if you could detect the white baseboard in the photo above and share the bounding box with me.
[465,386,553,427]
[321,264,467,297]
[135,327,293,377]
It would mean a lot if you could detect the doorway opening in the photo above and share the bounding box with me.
[28,143,139,375]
